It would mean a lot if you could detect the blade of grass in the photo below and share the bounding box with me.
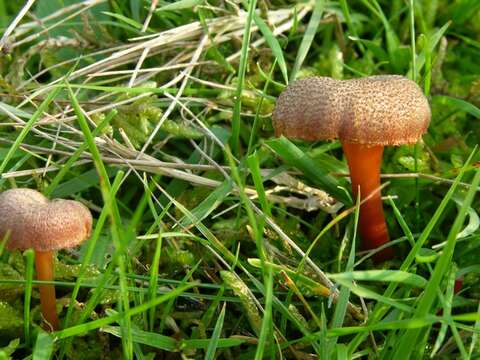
[266,137,350,204]
[408,21,450,79]
[103,325,176,351]
[102,324,247,351]
[156,0,202,11]
[230,0,257,155]
[148,234,162,331]
[247,60,277,155]
[333,279,413,313]
[247,151,271,218]
[433,95,480,119]
[252,12,288,84]
[328,196,360,356]
[146,199,172,331]
[290,0,324,81]
[50,167,118,198]
[246,151,276,356]
[360,0,400,71]
[226,146,266,264]
[32,332,54,360]
[468,302,480,358]
[23,249,34,346]
[254,267,274,359]
[205,303,226,360]
[328,270,427,288]
[430,265,464,357]
[339,0,364,53]
[221,270,263,336]
[387,197,416,247]
[178,180,232,227]
[409,0,421,235]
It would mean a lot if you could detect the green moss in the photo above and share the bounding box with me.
[0,302,23,340]
[0,263,23,302]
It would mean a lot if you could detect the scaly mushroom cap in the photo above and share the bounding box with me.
[0,188,92,252]
[272,75,431,145]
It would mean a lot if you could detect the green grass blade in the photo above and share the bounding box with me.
[254,267,274,359]
[433,95,480,119]
[290,0,324,81]
[32,332,54,360]
[23,249,34,346]
[328,194,360,357]
[156,0,201,11]
[253,13,288,84]
[328,270,427,288]
[468,302,480,358]
[102,326,177,351]
[179,180,232,227]
[247,151,272,218]
[230,0,257,155]
[408,21,450,78]
[266,137,350,204]
[148,235,162,331]
[333,279,413,313]
[102,324,248,351]
[205,303,226,360]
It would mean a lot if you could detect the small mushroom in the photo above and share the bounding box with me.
[273,75,431,262]
[0,188,92,330]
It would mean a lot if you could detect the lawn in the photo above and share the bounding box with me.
[0,0,479,359]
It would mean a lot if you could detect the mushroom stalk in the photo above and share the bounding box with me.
[342,143,394,262]
[35,250,59,330]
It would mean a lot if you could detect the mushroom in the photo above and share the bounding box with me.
[0,188,92,330]
[272,75,431,262]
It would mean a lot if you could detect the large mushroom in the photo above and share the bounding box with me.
[272,75,431,262]
[0,188,92,330]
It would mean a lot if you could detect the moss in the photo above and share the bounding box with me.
[0,263,23,302]
[0,302,23,341]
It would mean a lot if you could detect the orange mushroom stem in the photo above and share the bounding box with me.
[343,143,394,262]
[35,250,60,330]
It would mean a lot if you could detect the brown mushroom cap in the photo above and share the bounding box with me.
[272,75,431,146]
[0,188,92,252]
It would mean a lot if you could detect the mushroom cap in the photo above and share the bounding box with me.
[0,188,92,252]
[272,75,431,146]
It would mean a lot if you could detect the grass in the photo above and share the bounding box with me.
[0,0,479,359]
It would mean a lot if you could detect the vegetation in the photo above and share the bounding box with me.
[0,0,479,358]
